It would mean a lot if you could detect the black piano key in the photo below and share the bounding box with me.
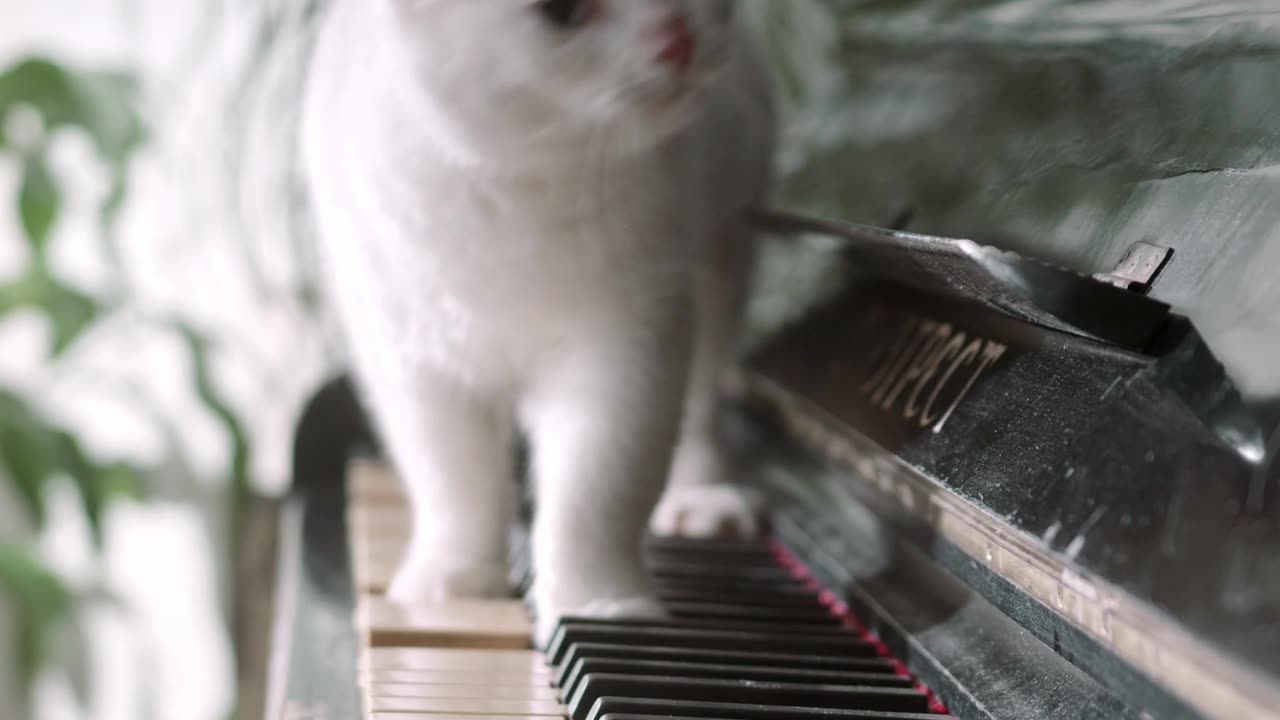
[545,622,877,666]
[592,701,948,720]
[646,550,783,569]
[655,579,817,597]
[553,643,898,688]
[543,617,832,658]
[664,601,840,625]
[561,658,914,700]
[567,675,932,720]
[650,563,799,584]
[596,715,936,720]
[545,616,840,651]
[645,540,773,558]
[658,587,826,609]
[644,537,775,554]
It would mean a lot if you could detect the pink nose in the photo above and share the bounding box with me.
[657,14,696,71]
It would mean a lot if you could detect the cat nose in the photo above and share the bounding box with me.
[656,13,696,71]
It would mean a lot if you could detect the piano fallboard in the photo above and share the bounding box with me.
[730,226,1278,719]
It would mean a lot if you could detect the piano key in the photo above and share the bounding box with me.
[644,548,782,568]
[545,616,841,647]
[648,563,799,584]
[349,520,411,543]
[367,696,566,716]
[657,587,826,609]
[346,460,405,500]
[353,558,399,594]
[348,505,411,534]
[553,643,897,688]
[566,675,932,720]
[370,683,560,700]
[589,702,949,720]
[342,474,949,720]
[544,621,877,666]
[654,579,817,598]
[645,545,773,563]
[369,716,560,720]
[663,601,840,625]
[348,489,408,509]
[362,668,552,687]
[356,537,408,560]
[643,537,776,554]
[362,648,551,675]
[560,658,914,700]
[357,597,532,649]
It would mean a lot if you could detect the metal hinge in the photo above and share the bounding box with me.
[1093,241,1174,294]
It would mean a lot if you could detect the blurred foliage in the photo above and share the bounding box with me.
[0,55,149,713]
[0,544,76,701]
[0,54,251,716]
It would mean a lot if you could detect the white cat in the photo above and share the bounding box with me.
[300,0,775,643]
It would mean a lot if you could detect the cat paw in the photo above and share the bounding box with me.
[387,560,511,605]
[650,483,763,538]
[534,596,666,649]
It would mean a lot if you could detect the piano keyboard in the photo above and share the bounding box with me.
[346,459,953,720]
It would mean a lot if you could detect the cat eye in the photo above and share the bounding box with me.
[534,0,594,29]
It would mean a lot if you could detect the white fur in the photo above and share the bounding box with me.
[300,0,774,644]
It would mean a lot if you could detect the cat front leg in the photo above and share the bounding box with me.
[366,370,516,604]
[523,323,692,646]
[651,222,763,538]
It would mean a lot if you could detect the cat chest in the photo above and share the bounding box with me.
[346,206,694,333]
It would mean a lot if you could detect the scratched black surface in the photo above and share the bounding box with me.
[746,270,1280,684]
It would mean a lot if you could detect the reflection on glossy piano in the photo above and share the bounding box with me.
[266,210,1279,720]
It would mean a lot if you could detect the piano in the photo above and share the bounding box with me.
[260,4,1280,715]
[263,206,1279,720]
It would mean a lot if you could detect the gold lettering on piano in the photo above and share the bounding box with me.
[857,307,1008,434]
[859,312,920,402]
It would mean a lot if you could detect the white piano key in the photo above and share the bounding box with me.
[347,459,406,501]
[369,715,562,720]
[370,683,559,701]
[367,697,566,716]
[357,596,532,649]
[361,648,550,675]
[361,668,553,687]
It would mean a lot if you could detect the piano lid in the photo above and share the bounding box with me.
[750,209,1174,353]
[746,0,1280,399]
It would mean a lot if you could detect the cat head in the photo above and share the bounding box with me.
[382,0,741,169]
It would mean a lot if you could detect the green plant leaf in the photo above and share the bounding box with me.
[18,154,61,261]
[100,462,147,502]
[0,392,59,527]
[52,431,107,547]
[0,272,102,357]
[0,58,145,163]
[41,277,100,357]
[0,390,148,541]
[175,324,252,509]
[0,427,52,527]
[48,437,147,548]
[0,544,74,702]
[1,58,145,276]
